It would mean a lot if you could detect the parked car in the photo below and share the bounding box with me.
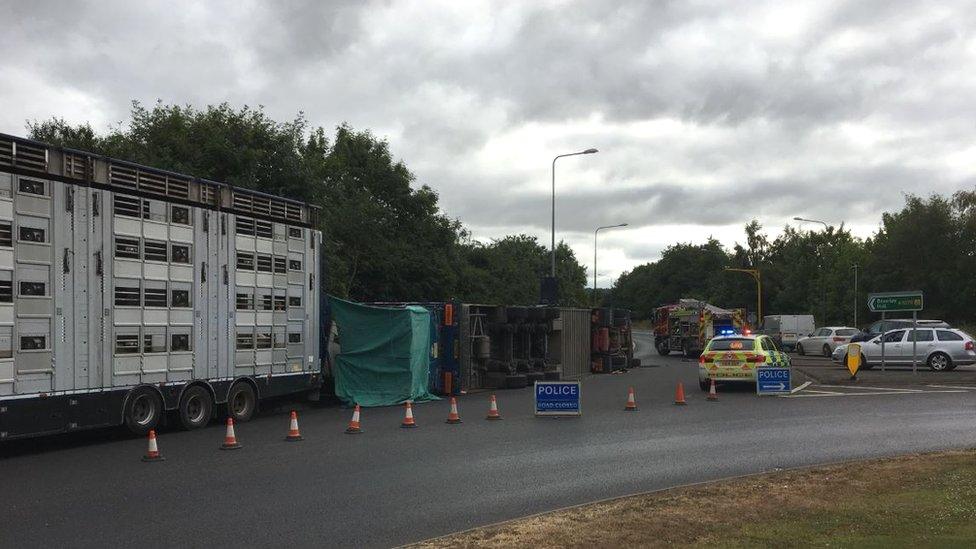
[833,328,976,371]
[849,319,950,343]
[796,326,859,357]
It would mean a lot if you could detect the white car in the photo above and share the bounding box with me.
[796,326,859,357]
[833,328,976,371]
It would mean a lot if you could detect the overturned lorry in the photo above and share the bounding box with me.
[653,299,747,357]
[346,303,597,392]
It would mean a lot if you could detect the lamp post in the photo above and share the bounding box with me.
[593,223,628,306]
[851,263,859,327]
[793,216,829,325]
[725,268,762,323]
[551,148,598,277]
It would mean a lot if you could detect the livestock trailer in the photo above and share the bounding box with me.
[0,133,323,440]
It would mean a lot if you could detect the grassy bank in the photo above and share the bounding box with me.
[413,450,976,548]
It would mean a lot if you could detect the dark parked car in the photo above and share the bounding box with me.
[849,319,950,343]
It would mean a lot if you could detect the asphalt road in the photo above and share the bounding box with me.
[3,331,975,548]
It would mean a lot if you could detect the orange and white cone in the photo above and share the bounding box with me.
[624,387,638,411]
[345,404,363,434]
[220,417,242,450]
[674,382,687,405]
[486,394,502,420]
[401,401,417,428]
[445,397,462,424]
[707,378,718,401]
[141,429,165,462]
[285,410,304,441]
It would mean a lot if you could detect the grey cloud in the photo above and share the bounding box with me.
[2,0,975,277]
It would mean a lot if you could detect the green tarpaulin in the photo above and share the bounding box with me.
[330,297,439,407]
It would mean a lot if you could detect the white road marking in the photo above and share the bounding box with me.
[816,384,925,393]
[790,381,812,394]
[801,389,845,395]
[781,389,969,398]
[925,384,976,390]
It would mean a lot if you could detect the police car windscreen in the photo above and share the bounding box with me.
[709,338,754,351]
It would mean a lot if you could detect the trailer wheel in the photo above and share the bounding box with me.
[655,340,670,355]
[226,382,257,423]
[178,385,213,430]
[123,386,163,436]
[503,374,528,389]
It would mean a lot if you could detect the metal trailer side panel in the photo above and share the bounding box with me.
[556,308,591,380]
[459,303,473,390]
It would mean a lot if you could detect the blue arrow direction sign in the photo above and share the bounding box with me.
[756,367,791,395]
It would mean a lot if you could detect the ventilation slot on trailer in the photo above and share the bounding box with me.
[63,153,93,180]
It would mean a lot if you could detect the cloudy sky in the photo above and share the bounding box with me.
[2,1,974,286]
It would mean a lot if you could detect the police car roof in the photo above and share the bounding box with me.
[711,334,757,340]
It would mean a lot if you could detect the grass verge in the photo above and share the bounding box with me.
[412,450,976,548]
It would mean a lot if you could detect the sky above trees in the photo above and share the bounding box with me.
[2,1,974,288]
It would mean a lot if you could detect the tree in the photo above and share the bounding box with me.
[27,101,590,305]
[28,103,467,300]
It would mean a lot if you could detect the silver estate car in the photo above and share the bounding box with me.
[833,328,976,371]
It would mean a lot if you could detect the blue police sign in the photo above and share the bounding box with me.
[535,381,581,416]
[756,367,791,395]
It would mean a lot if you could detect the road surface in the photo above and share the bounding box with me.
[2,331,974,547]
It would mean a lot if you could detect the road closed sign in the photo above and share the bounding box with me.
[535,381,581,416]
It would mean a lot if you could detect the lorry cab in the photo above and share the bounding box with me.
[698,334,790,391]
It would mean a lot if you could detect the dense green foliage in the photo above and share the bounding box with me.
[28,102,589,305]
[609,193,976,327]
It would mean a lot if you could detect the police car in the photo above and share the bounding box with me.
[698,334,790,390]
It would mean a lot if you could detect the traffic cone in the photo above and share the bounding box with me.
[345,404,363,434]
[284,410,304,441]
[141,429,165,462]
[624,387,638,411]
[401,401,417,428]
[220,417,242,450]
[674,382,687,405]
[707,378,718,401]
[486,394,502,420]
[445,397,462,424]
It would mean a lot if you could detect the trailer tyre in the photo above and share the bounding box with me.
[503,374,528,389]
[123,387,163,436]
[655,340,670,355]
[227,382,257,423]
[178,385,213,430]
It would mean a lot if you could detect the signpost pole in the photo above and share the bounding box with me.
[880,311,886,372]
[912,311,917,376]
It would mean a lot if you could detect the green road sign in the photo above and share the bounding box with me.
[867,291,923,313]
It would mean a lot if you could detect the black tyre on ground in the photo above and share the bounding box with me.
[797,343,805,356]
[859,355,873,370]
[927,352,952,372]
[629,358,642,368]
[699,379,710,391]
[178,385,213,430]
[123,386,164,436]
[822,344,831,357]
[226,381,257,422]
[504,374,528,389]
[655,340,670,356]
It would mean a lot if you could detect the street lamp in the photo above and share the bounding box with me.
[551,148,598,277]
[725,268,762,322]
[851,263,859,327]
[793,216,829,325]
[793,216,828,230]
[593,223,628,306]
